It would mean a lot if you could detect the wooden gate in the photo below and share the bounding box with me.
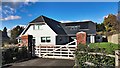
[35,39,77,60]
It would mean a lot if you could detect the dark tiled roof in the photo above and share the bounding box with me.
[61,21,94,24]
[30,15,45,23]
[29,15,67,35]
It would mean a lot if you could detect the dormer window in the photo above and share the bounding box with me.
[33,24,42,30]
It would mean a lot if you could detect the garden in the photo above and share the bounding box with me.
[75,42,120,67]
[2,46,32,65]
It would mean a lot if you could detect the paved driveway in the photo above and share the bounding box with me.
[7,58,75,68]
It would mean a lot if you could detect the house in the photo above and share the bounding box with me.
[18,15,96,46]
[60,21,96,43]
[18,15,71,46]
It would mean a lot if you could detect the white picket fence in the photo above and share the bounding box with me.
[35,39,77,60]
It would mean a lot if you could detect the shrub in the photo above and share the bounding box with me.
[75,43,115,67]
[2,46,29,65]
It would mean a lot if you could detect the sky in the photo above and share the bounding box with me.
[1,2,118,30]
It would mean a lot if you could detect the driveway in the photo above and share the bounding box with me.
[7,58,75,68]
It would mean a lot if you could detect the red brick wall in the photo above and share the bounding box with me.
[21,35,29,46]
[76,32,86,45]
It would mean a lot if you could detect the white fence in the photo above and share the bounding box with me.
[115,50,120,67]
[35,39,77,60]
[34,39,120,66]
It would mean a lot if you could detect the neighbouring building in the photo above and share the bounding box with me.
[17,15,96,46]
[60,21,96,44]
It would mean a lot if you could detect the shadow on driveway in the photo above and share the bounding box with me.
[8,58,75,68]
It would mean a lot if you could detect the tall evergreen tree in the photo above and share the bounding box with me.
[10,26,24,44]
[2,27,10,43]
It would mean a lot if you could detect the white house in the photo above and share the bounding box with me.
[18,15,70,46]
[18,15,96,46]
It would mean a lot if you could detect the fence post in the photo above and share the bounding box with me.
[115,50,120,68]
[60,47,62,57]
[74,53,80,68]
[39,46,41,57]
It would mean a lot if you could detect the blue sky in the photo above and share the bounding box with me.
[1,2,118,30]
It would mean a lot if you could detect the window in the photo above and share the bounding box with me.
[33,25,35,30]
[38,25,40,30]
[33,25,42,30]
[41,37,46,42]
[59,37,62,41]
[18,39,21,43]
[41,36,51,43]
[32,37,36,44]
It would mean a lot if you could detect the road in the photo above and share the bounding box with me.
[6,58,75,68]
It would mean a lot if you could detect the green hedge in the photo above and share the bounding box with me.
[2,46,29,65]
[75,43,116,67]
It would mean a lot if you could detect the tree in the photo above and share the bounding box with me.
[2,27,8,37]
[103,14,118,35]
[2,27,10,44]
[117,12,120,33]
[96,23,105,32]
[10,26,24,44]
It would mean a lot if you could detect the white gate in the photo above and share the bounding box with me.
[35,39,77,60]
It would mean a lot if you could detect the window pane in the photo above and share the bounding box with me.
[38,25,40,30]
[32,37,36,44]
[33,25,35,30]
[46,37,51,42]
[35,25,38,30]
[41,37,46,42]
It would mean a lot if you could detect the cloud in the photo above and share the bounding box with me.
[2,5,16,17]
[24,0,39,5]
[60,20,92,23]
[0,6,2,18]
[60,20,81,23]
[81,20,91,21]
[2,1,37,18]
[1,15,21,21]
[103,15,109,19]
[2,0,39,2]
[60,20,74,23]
[0,6,1,11]
[12,25,26,29]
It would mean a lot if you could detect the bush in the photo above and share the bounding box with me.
[2,46,29,65]
[75,44,115,67]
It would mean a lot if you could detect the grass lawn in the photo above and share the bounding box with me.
[88,42,119,54]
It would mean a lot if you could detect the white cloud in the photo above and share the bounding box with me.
[60,20,81,23]
[81,20,91,21]
[24,0,39,2]
[24,0,39,5]
[2,1,38,19]
[1,15,21,21]
[12,25,26,29]
[60,20,74,23]
[60,20,92,23]
[0,6,2,18]
[2,5,16,17]
[0,6,1,11]
[19,25,26,28]
[103,15,109,19]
